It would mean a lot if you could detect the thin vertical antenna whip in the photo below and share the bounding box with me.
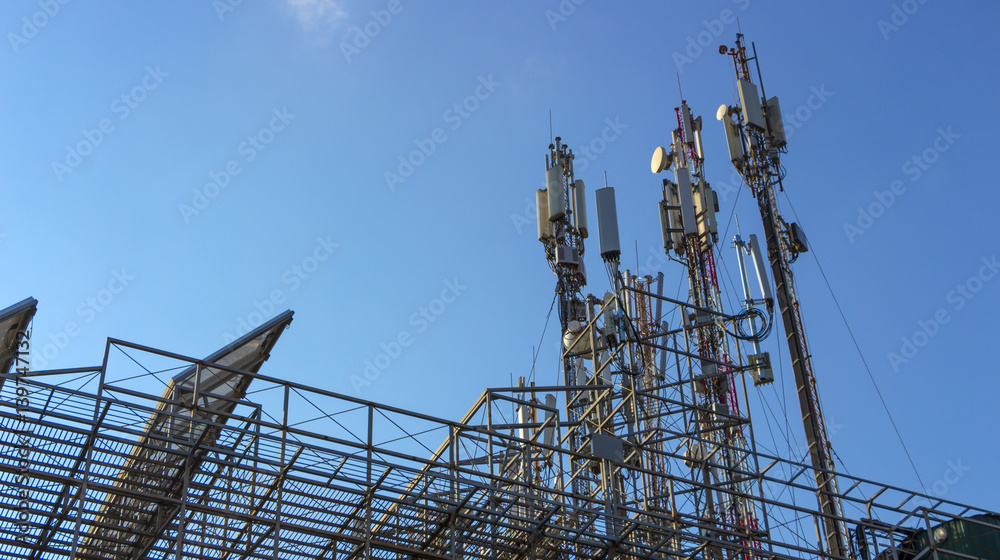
[604,171,609,187]
[676,74,683,101]
[549,109,553,144]
[752,41,768,101]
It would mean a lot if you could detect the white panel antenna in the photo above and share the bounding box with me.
[594,187,621,259]
[693,116,704,160]
[695,182,718,243]
[546,165,565,222]
[764,96,787,148]
[573,179,589,238]
[693,182,707,238]
[680,104,694,144]
[674,167,698,235]
[737,79,766,131]
[661,179,683,252]
[536,189,552,241]
[748,234,773,305]
[516,403,530,441]
[658,202,671,252]
[703,184,718,238]
[721,110,745,168]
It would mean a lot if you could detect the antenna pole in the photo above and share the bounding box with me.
[721,33,848,559]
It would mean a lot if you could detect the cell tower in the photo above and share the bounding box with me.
[1,35,999,560]
[717,33,847,557]
[535,104,774,557]
[652,99,767,553]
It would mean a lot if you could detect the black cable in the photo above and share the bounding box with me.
[730,307,772,341]
[720,179,745,244]
[529,292,558,386]
[807,248,928,492]
[781,192,928,493]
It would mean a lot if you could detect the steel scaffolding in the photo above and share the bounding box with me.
[0,305,996,559]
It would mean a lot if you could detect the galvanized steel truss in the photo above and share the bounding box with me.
[0,327,997,559]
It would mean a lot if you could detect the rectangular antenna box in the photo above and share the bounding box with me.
[765,96,787,147]
[555,245,580,267]
[738,79,766,131]
[789,223,809,253]
[749,352,774,385]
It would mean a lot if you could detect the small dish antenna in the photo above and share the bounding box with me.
[716,104,729,121]
[650,146,672,174]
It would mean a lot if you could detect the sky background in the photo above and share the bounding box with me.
[2,0,999,517]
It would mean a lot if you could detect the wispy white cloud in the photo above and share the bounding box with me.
[284,0,348,26]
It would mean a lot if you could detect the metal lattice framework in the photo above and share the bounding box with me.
[0,307,997,560]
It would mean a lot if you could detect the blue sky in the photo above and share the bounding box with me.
[2,0,998,513]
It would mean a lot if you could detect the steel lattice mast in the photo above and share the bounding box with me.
[538,137,627,543]
[653,100,764,557]
[718,33,848,558]
[535,99,775,557]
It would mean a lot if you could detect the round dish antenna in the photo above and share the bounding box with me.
[651,146,671,174]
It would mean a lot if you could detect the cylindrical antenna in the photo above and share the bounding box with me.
[693,116,705,160]
[546,165,565,222]
[595,186,621,260]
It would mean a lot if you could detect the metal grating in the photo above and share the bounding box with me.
[0,334,995,559]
